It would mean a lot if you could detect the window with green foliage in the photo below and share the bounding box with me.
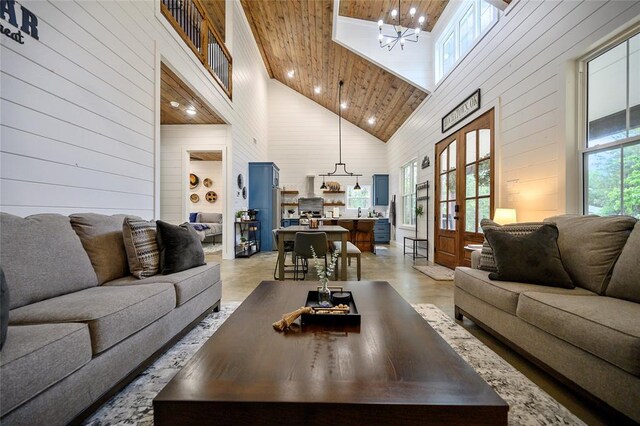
[346,185,371,210]
[401,160,418,225]
[583,32,640,218]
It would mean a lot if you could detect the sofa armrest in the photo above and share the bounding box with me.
[471,250,481,269]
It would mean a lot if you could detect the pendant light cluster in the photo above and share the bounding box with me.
[378,0,426,51]
[320,80,362,191]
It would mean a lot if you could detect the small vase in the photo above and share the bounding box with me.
[318,278,332,308]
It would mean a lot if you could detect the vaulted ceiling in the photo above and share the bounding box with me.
[240,0,431,142]
[339,0,448,32]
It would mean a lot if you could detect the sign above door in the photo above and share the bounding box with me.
[442,89,481,133]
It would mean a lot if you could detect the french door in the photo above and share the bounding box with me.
[434,109,494,268]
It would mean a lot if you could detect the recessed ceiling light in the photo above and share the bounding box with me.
[186,107,196,116]
[287,70,295,78]
[170,101,180,108]
[314,86,321,94]
[368,117,376,125]
[340,102,347,110]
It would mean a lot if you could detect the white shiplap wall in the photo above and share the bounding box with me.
[0,0,270,258]
[160,125,228,223]
[268,80,389,216]
[387,0,640,256]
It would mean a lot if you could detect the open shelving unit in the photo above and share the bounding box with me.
[234,220,261,258]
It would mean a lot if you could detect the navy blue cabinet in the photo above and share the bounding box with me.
[281,219,299,227]
[248,162,280,250]
[374,218,390,244]
[372,174,389,206]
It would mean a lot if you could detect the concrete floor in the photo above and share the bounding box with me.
[206,243,610,425]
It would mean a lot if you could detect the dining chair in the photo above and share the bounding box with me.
[293,232,328,280]
[272,229,295,280]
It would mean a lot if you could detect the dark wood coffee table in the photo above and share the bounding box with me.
[154,281,508,425]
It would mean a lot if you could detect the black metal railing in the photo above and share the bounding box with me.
[161,0,232,99]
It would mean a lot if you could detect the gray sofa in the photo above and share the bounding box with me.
[190,212,223,244]
[0,212,222,425]
[454,215,640,423]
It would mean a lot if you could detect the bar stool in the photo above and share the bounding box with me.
[293,232,328,280]
[272,230,295,280]
[355,221,375,254]
[337,220,355,242]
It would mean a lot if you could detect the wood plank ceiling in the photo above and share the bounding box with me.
[201,0,226,41]
[190,151,223,161]
[240,0,430,142]
[160,62,226,125]
[339,0,448,32]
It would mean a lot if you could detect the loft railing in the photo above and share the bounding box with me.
[161,0,232,99]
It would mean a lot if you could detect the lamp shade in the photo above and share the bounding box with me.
[493,208,517,225]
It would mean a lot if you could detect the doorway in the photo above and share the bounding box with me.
[434,109,495,268]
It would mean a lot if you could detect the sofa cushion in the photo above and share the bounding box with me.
[517,292,640,377]
[545,215,637,294]
[454,267,596,315]
[104,263,219,306]
[197,212,222,223]
[156,221,205,275]
[0,323,91,416]
[478,219,545,272]
[70,213,132,284]
[0,213,99,309]
[9,284,175,354]
[606,221,640,303]
[1,268,8,350]
[122,217,159,279]
[485,224,573,288]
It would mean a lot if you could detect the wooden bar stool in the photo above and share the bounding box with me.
[332,241,361,281]
[355,220,375,254]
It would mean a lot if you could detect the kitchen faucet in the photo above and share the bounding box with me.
[357,207,361,218]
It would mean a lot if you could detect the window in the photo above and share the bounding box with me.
[346,185,371,210]
[582,32,640,218]
[436,0,499,82]
[401,160,418,226]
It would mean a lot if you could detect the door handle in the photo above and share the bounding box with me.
[454,216,460,220]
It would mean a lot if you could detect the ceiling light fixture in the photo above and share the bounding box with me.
[287,70,295,78]
[314,86,321,94]
[186,107,196,116]
[170,101,180,108]
[368,117,376,125]
[378,0,426,51]
[340,102,347,109]
[319,80,362,190]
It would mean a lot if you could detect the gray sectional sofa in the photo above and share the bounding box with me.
[190,212,223,244]
[454,215,640,423]
[0,213,222,425]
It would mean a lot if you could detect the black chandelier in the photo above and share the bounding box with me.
[378,0,426,51]
[320,80,362,190]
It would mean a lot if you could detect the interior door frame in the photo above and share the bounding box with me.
[434,108,495,268]
[433,133,459,269]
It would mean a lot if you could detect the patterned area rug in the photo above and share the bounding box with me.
[84,303,583,426]
[413,263,455,280]
[202,242,222,254]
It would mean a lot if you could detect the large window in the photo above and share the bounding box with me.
[346,185,371,210]
[401,160,418,226]
[583,32,640,217]
[436,0,499,82]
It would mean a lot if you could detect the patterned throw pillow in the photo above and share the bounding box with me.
[122,218,159,279]
[478,219,545,272]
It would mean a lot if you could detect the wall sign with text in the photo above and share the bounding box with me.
[1,0,39,45]
[442,89,481,133]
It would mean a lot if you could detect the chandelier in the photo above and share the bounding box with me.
[320,80,362,190]
[378,0,426,51]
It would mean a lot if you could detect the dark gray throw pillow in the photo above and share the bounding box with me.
[156,221,205,275]
[1,267,9,350]
[485,224,574,289]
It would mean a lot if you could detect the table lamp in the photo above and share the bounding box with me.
[493,208,517,225]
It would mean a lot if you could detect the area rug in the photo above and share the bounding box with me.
[202,242,222,254]
[413,263,455,280]
[83,303,583,426]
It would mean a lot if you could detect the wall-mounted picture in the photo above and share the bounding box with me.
[190,193,200,203]
[205,191,218,203]
[189,173,200,189]
[203,178,213,188]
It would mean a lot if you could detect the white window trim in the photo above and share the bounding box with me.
[577,25,640,214]
[400,159,418,227]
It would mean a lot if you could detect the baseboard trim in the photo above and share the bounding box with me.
[69,300,220,425]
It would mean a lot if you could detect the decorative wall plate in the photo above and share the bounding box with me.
[205,191,218,203]
[203,178,213,188]
[242,186,247,199]
[190,173,200,189]
[237,174,244,189]
[190,193,200,203]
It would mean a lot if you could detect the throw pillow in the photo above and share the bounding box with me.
[156,220,205,275]
[122,218,160,279]
[478,219,545,272]
[544,214,637,294]
[485,224,574,288]
[189,212,198,223]
[0,267,8,350]
[605,221,640,303]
